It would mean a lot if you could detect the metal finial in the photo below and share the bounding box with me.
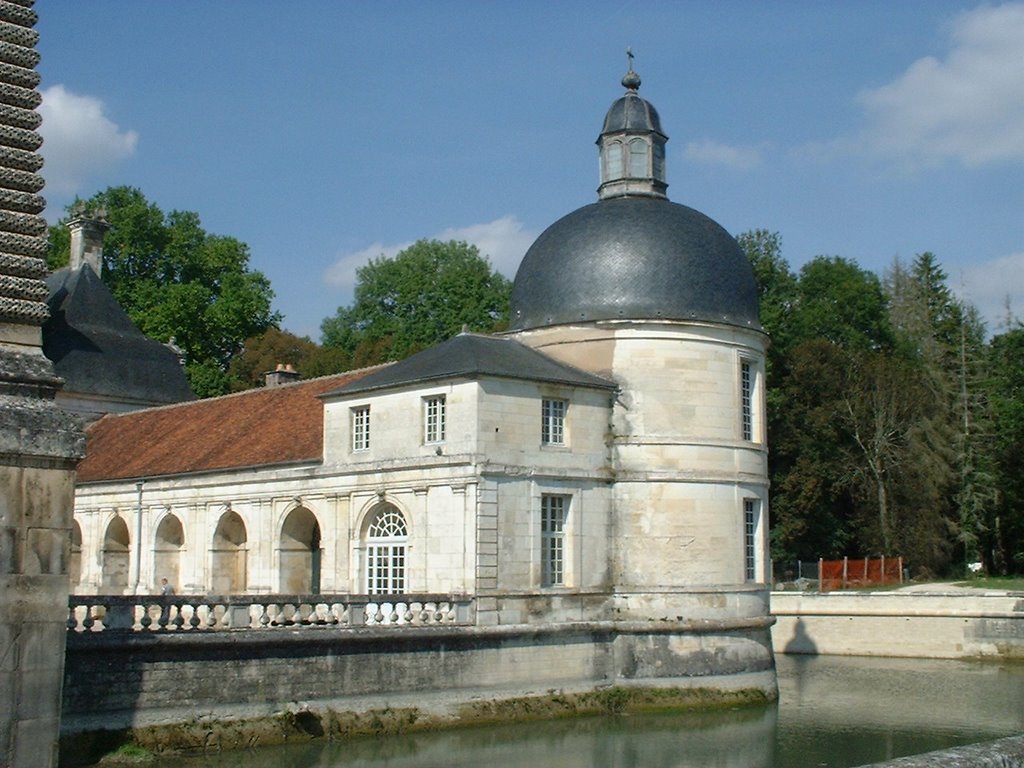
[622,47,641,91]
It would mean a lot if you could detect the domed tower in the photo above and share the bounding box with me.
[509,60,770,616]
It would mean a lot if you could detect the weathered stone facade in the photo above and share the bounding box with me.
[0,2,85,765]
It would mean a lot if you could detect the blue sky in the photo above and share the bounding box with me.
[36,1,1024,340]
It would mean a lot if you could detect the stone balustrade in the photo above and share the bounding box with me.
[67,593,473,633]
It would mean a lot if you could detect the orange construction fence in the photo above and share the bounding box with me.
[819,556,903,592]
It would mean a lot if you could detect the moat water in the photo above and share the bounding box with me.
[152,655,1024,768]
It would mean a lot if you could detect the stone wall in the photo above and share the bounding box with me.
[61,618,777,737]
[772,591,1024,659]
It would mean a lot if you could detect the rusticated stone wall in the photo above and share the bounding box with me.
[0,1,85,766]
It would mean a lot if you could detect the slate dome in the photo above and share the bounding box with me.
[510,61,761,333]
[509,196,761,331]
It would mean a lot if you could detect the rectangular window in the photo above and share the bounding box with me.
[741,360,753,441]
[424,395,446,444]
[351,406,370,452]
[541,494,567,587]
[744,498,758,582]
[541,398,566,445]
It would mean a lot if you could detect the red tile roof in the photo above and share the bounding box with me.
[76,367,386,483]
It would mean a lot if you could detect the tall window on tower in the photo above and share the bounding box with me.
[541,494,568,587]
[423,394,446,444]
[541,398,567,445]
[351,405,370,451]
[744,498,759,582]
[740,360,753,441]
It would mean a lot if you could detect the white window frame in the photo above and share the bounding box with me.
[365,505,407,595]
[423,394,446,444]
[351,405,370,452]
[744,498,760,583]
[541,494,568,587]
[740,360,754,441]
[541,398,567,446]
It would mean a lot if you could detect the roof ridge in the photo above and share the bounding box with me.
[89,361,393,423]
[262,360,393,389]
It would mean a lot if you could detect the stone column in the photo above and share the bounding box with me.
[0,2,86,766]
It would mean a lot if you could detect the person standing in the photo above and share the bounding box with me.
[158,578,175,625]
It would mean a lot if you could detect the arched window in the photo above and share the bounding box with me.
[154,513,184,593]
[603,141,623,182]
[279,506,321,594]
[211,510,247,594]
[365,504,407,595]
[628,138,647,177]
[101,516,130,590]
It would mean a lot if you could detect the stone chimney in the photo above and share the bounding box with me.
[265,363,300,388]
[67,206,109,275]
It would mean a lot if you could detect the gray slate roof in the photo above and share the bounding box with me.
[323,332,616,397]
[43,265,195,406]
[600,91,664,137]
[509,196,762,332]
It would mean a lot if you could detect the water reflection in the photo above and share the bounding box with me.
[155,656,1024,768]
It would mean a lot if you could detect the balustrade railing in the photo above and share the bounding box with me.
[67,594,473,633]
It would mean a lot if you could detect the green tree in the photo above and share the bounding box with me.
[792,256,893,352]
[736,229,798,388]
[987,328,1024,573]
[758,253,896,565]
[838,349,951,562]
[321,239,511,364]
[226,327,354,389]
[227,327,323,391]
[886,254,994,573]
[769,339,858,562]
[48,187,280,397]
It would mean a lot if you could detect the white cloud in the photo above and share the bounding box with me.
[323,240,411,290]
[38,84,138,196]
[434,215,537,279]
[683,139,763,170]
[855,3,1024,168]
[957,250,1024,333]
[323,215,537,294]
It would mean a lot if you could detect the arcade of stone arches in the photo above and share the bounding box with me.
[70,502,410,596]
